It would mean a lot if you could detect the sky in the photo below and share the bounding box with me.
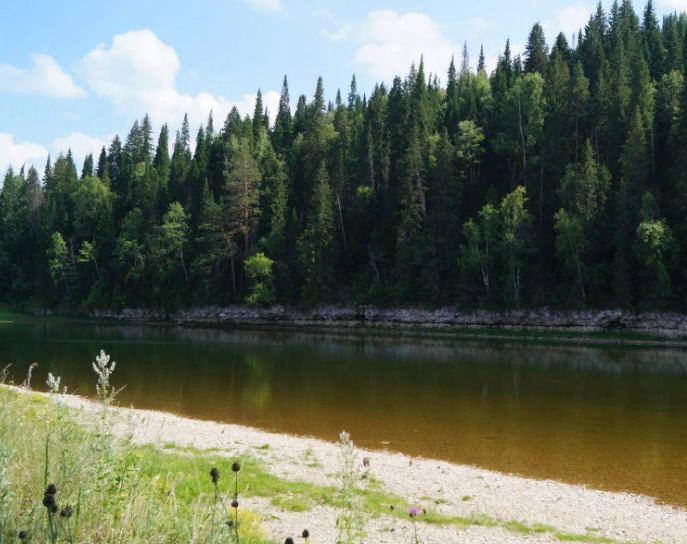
[1,0,686,177]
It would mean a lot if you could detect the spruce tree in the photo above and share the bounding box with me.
[524,22,548,75]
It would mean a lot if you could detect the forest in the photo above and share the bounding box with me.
[1,0,687,311]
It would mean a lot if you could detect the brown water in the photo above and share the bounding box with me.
[2,322,687,506]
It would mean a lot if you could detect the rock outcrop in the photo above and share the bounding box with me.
[30,305,687,338]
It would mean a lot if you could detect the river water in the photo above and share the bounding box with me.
[2,322,686,505]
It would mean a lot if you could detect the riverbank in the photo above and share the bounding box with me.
[17,304,687,347]
[7,385,685,544]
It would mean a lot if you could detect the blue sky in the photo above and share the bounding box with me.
[0,0,684,176]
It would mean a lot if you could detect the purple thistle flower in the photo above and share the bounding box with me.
[408,506,422,518]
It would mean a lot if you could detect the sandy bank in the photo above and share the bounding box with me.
[17,389,683,544]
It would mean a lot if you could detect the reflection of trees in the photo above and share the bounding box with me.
[244,355,273,410]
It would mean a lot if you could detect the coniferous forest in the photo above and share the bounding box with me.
[3,0,687,312]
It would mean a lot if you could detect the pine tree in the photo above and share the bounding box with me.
[273,76,294,158]
[642,0,663,80]
[81,153,94,180]
[525,22,548,74]
[348,74,358,110]
[141,114,154,165]
[253,89,264,144]
[478,45,486,73]
[96,147,108,181]
[297,160,335,303]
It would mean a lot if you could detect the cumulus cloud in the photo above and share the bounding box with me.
[0,54,86,99]
[659,0,687,10]
[542,3,593,42]
[0,133,49,176]
[74,29,280,136]
[237,0,283,13]
[351,11,459,84]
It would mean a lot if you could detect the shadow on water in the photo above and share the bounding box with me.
[2,322,687,506]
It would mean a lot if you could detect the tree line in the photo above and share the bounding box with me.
[2,0,687,311]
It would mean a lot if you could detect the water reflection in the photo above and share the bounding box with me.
[1,322,687,505]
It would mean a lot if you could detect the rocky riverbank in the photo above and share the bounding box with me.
[32,305,687,339]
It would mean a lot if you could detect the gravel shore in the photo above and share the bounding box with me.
[34,391,687,544]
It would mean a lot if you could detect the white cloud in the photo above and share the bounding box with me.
[237,0,283,13]
[326,23,353,41]
[0,131,120,182]
[0,54,86,99]
[52,132,112,167]
[0,133,49,176]
[542,3,593,42]
[74,30,280,138]
[659,0,687,10]
[351,11,459,84]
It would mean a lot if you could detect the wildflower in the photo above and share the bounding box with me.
[302,529,310,539]
[24,471,29,476]
[46,372,61,394]
[92,350,116,395]
[45,483,57,495]
[60,505,73,518]
[210,467,220,483]
[231,499,239,509]
[18,530,27,540]
[42,494,55,508]
[408,506,422,518]
[285,539,294,544]
[232,461,241,472]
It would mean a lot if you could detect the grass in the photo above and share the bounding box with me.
[0,385,271,544]
[0,357,643,544]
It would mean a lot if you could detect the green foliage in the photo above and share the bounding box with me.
[245,253,276,306]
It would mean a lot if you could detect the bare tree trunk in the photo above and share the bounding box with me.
[517,84,527,170]
[368,246,381,284]
[539,143,544,241]
[336,191,347,249]
[180,247,189,283]
[93,259,100,280]
[231,255,236,294]
[651,125,656,187]
[575,112,579,162]
[570,238,586,303]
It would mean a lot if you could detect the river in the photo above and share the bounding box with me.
[2,321,686,506]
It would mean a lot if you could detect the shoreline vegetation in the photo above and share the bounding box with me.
[7,304,687,347]
[1,354,686,544]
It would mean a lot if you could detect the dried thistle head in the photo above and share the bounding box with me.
[42,494,55,508]
[92,350,116,394]
[363,456,370,468]
[45,484,57,495]
[60,505,73,518]
[46,372,61,394]
[231,499,239,509]
[210,467,220,483]
[302,529,310,539]
[18,530,27,540]
[231,461,241,473]
[285,539,294,544]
